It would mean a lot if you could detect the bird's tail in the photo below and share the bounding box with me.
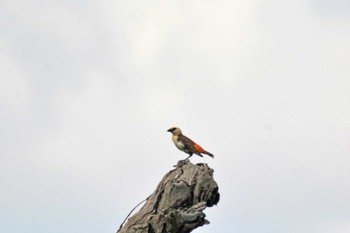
[202,150,214,158]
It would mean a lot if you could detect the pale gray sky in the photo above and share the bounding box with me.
[1,1,349,233]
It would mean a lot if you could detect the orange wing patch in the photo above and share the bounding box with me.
[194,143,204,153]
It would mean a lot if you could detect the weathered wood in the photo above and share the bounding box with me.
[117,160,220,233]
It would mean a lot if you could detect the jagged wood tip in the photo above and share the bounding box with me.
[117,160,220,233]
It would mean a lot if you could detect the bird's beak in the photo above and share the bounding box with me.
[167,128,172,132]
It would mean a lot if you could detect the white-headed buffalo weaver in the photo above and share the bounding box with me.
[167,127,214,160]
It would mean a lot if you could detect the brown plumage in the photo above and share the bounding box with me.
[167,127,214,159]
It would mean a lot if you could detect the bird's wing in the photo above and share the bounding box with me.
[178,134,202,153]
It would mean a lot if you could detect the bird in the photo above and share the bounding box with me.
[167,127,214,160]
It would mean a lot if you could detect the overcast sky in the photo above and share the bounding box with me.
[1,1,350,233]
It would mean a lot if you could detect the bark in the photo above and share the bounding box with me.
[117,160,220,233]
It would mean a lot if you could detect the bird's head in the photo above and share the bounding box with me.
[167,127,182,136]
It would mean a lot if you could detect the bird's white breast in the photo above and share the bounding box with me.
[176,140,185,149]
[172,135,185,150]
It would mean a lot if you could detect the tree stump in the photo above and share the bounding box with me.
[117,160,220,233]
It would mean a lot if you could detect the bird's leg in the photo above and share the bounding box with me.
[184,154,192,161]
[179,155,192,164]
